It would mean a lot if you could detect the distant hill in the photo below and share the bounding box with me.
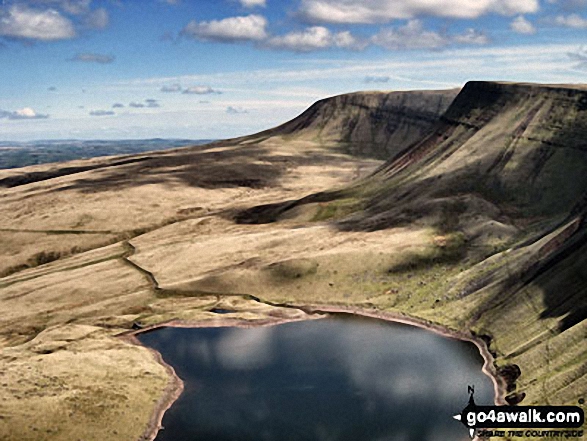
[0,138,213,169]
[240,89,459,159]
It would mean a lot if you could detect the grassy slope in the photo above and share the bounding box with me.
[244,81,587,411]
[1,84,585,440]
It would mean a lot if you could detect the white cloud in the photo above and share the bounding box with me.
[0,5,75,40]
[145,99,160,108]
[364,75,390,83]
[333,30,365,49]
[161,84,182,92]
[84,8,109,29]
[71,52,115,63]
[510,15,536,34]
[298,0,539,24]
[452,28,490,45]
[554,13,587,28]
[227,106,249,114]
[266,26,365,52]
[240,0,266,7]
[372,20,447,50]
[14,108,37,118]
[182,85,221,94]
[89,109,115,116]
[267,26,330,51]
[262,20,486,53]
[0,107,49,120]
[181,14,268,42]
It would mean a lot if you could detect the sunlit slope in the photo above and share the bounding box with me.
[0,89,459,440]
[237,81,587,408]
[376,83,587,397]
[353,83,587,409]
[0,89,456,278]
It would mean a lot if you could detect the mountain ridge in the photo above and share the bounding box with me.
[0,80,585,441]
[234,80,587,413]
[249,88,460,159]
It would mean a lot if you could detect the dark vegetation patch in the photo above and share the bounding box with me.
[386,233,467,275]
[497,364,522,393]
[47,146,361,194]
[265,258,319,281]
[0,157,152,188]
[233,190,343,224]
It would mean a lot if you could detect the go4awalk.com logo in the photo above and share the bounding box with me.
[454,387,585,438]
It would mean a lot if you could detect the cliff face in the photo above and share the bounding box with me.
[360,82,587,408]
[376,81,587,220]
[260,89,459,159]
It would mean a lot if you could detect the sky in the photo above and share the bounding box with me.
[0,0,587,141]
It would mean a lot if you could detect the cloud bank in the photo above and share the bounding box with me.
[0,107,49,120]
[71,52,115,63]
[0,5,76,41]
[182,14,268,42]
[89,109,115,116]
[266,26,365,51]
[297,0,539,24]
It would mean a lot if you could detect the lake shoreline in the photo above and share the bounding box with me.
[121,333,185,441]
[120,305,506,441]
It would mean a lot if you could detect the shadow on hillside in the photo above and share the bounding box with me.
[47,144,352,194]
[526,227,587,332]
[234,147,587,334]
[234,171,484,232]
[0,157,151,188]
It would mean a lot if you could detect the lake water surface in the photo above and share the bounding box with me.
[138,316,494,441]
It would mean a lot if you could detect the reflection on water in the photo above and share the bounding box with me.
[138,316,494,441]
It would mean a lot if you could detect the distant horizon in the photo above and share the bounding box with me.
[0,137,217,144]
[0,137,218,169]
[1,0,587,140]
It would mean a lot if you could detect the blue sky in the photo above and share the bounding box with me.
[0,0,586,141]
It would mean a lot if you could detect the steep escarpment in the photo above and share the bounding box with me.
[276,81,587,240]
[370,82,587,408]
[374,81,587,221]
[254,89,459,159]
[235,81,587,410]
[0,89,457,277]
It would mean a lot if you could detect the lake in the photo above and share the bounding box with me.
[138,315,494,441]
